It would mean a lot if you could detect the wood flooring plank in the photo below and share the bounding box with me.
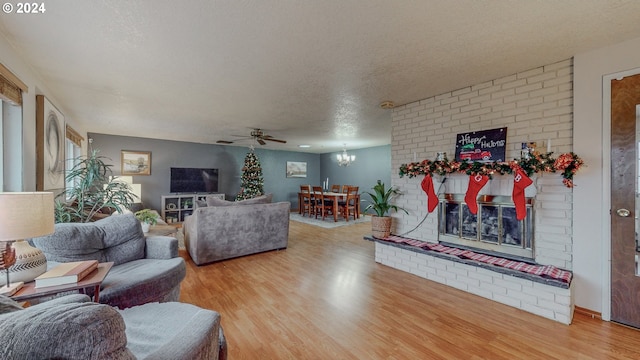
[179,219,640,359]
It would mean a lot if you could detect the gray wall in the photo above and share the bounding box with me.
[88,133,390,213]
[320,145,392,210]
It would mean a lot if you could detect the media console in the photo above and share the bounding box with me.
[161,193,225,224]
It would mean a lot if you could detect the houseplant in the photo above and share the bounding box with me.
[55,149,137,223]
[135,209,159,233]
[363,180,408,239]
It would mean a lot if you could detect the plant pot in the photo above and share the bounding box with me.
[371,215,392,239]
[141,222,151,233]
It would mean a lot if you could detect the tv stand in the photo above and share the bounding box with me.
[161,193,225,224]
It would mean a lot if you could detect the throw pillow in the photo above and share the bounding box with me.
[31,213,146,265]
[239,193,273,205]
[206,193,273,206]
[205,197,235,207]
[0,295,23,314]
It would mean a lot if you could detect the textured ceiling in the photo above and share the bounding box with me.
[2,1,640,153]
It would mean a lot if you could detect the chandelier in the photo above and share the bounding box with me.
[336,145,355,167]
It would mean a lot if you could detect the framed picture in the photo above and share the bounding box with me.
[36,95,65,192]
[121,150,151,175]
[286,161,307,178]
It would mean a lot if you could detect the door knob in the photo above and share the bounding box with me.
[616,208,631,217]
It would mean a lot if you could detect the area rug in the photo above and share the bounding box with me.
[289,213,369,229]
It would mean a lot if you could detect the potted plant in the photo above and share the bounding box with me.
[55,149,137,223]
[363,180,408,239]
[135,209,159,233]
[183,198,193,209]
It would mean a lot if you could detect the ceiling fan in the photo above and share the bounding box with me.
[216,128,287,146]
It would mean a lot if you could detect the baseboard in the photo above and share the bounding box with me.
[574,306,602,320]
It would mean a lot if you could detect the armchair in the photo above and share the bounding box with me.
[0,294,227,360]
[30,213,185,308]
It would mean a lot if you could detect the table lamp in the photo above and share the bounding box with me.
[0,192,54,296]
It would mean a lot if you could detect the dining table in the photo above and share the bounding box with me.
[297,190,360,222]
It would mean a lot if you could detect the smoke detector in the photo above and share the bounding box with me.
[380,101,395,109]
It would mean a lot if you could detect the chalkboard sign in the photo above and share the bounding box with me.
[454,127,507,162]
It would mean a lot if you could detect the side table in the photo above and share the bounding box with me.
[10,262,114,303]
[147,224,178,237]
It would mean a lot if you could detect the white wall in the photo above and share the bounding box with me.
[387,35,640,316]
[391,60,574,269]
[573,36,640,318]
[0,33,87,191]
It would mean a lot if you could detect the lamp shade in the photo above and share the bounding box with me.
[0,192,55,283]
[0,192,55,241]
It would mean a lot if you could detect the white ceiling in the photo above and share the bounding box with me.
[2,1,640,153]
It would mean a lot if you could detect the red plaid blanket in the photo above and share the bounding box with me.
[381,235,572,284]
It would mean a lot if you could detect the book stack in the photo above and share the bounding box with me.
[34,260,99,288]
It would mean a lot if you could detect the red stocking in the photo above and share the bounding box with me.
[421,174,439,213]
[512,168,533,220]
[464,175,489,214]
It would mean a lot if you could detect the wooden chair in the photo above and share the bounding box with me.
[341,185,353,193]
[300,185,313,217]
[351,186,360,217]
[340,186,359,221]
[330,184,341,193]
[312,186,333,220]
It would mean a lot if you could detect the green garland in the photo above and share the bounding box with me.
[399,152,584,188]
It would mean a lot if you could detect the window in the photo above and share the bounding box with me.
[65,125,83,199]
[0,63,27,191]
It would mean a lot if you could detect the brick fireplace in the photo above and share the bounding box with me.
[386,59,575,323]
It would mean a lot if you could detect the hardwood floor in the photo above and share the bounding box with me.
[179,220,640,359]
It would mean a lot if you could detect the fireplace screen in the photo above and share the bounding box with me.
[439,194,533,259]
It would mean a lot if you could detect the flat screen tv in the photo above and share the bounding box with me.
[170,167,219,193]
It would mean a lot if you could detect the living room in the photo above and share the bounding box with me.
[2,2,640,358]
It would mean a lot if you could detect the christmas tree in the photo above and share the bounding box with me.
[236,149,264,200]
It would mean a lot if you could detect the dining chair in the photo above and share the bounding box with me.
[341,185,352,193]
[312,186,333,220]
[330,184,341,193]
[352,186,361,217]
[340,186,359,221]
[300,185,313,217]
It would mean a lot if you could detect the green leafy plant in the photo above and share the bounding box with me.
[55,149,137,223]
[363,180,408,217]
[134,209,159,225]
[53,199,73,223]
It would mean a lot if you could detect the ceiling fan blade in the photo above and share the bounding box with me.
[257,138,266,145]
[216,140,234,144]
[264,138,287,144]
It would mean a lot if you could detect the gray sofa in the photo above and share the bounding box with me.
[30,213,186,309]
[0,294,226,360]
[184,196,290,265]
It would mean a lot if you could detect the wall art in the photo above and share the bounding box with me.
[121,150,151,175]
[36,95,65,192]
